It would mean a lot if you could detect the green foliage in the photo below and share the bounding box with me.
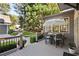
[0,41,16,47]
[14,3,27,28]
[23,31,36,43]
[23,31,35,36]
[9,25,16,30]
[9,15,19,24]
[8,29,14,34]
[38,34,44,40]
[14,3,60,32]
[8,29,17,36]
[9,15,19,34]
[30,36,36,43]
[0,41,16,53]
[10,32,18,36]
[0,3,10,14]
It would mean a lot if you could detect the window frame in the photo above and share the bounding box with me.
[60,17,70,33]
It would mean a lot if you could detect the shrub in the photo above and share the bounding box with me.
[0,41,17,53]
[23,31,35,36]
[10,32,18,36]
[23,31,36,43]
[38,34,44,40]
[8,29,18,36]
[8,29,14,34]
[30,35,36,43]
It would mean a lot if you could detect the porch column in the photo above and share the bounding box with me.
[74,10,79,48]
[52,25,53,33]
[59,25,60,33]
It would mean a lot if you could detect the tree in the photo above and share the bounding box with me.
[25,3,60,32]
[14,3,27,28]
[10,15,19,24]
[14,3,60,32]
[9,15,19,30]
[0,3,10,14]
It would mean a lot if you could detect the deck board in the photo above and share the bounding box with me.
[8,40,68,56]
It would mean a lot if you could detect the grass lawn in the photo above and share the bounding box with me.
[23,31,36,36]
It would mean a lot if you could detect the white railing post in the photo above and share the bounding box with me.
[36,32,38,42]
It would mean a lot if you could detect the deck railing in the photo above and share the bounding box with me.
[0,36,21,53]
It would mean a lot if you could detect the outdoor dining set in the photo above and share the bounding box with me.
[44,32,66,48]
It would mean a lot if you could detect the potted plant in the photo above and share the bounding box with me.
[68,42,76,54]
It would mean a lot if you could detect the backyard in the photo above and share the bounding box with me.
[0,3,79,56]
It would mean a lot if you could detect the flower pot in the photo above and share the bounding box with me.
[68,48,75,54]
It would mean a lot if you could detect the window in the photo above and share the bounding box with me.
[53,25,59,32]
[52,17,69,33]
[0,19,4,23]
[60,17,70,32]
[60,25,68,32]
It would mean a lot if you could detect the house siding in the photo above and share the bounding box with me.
[44,10,74,42]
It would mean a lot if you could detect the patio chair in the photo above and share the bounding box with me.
[44,32,50,43]
[44,35,50,44]
[49,35,54,45]
[55,33,64,47]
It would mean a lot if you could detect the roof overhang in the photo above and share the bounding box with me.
[58,3,79,10]
[0,14,11,24]
[44,8,74,19]
[44,3,79,20]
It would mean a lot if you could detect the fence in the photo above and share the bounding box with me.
[0,36,21,53]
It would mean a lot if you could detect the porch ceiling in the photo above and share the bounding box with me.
[58,3,79,10]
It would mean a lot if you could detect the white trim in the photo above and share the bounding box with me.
[61,8,74,13]
[63,17,70,33]
[0,24,10,25]
[51,25,52,32]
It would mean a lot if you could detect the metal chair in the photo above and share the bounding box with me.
[55,33,64,47]
[44,34,50,44]
[49,35,54,44]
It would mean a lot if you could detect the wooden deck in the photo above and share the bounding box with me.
[8,40,68,56]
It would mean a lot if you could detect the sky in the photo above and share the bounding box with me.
[8,4,19,16]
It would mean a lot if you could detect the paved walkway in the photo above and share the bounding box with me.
[8,40,68,56]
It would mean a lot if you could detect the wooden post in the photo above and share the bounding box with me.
[74,10,79,48]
